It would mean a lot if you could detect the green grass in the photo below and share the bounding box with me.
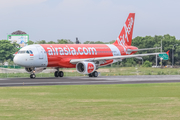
[0,72,85,78]
[1,67,180,78]
[1,83,180,119]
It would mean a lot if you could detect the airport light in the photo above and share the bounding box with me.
[172,44,178,68]
[155,46,160,67]
[155,45,161,68]
[160,38,163,67]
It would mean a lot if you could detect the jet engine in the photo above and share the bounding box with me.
[76,62,96,74]
[25,67,46,74]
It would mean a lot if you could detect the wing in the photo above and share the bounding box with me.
[70,52,164,64]
[127,47,161,52]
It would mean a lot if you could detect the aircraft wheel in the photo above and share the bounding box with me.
[58,71,64,77]
[88,73,93,77]
[30,74,36,79]
[93,71,98,77]
[54,71,59,77]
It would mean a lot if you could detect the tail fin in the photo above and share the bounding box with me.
[113,13,135,46]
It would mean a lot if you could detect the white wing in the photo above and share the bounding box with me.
[70,52,164,64]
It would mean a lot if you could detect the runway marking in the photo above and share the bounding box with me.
[0,79,10,81]
[1,80,180,86]
[82,77,180,81]
[0,81,119,85]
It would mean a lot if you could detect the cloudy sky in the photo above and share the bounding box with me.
[0,0,180,42]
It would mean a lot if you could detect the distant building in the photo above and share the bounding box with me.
[7,30,29,48]
[11,30,27,35]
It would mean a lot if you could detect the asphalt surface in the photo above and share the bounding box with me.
[0,75,180,87]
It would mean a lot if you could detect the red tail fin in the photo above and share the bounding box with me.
[113,13,135,46]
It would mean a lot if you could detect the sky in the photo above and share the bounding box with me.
[0,0,180,43]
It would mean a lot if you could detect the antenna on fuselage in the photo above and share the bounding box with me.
[75,37,80,44]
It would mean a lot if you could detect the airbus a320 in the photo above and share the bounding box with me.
[13,13,164,79]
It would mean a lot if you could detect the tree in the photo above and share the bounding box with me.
[83,41,91,44]
[94,41,104,44]
[0,40,19,63]
[142,60,152,67]
[131,34,180,66]
[57,39,73,44]
[36,40,46,44]
[109,40,116,44]
[27,40,34,45]
[47,41,56,44]
[83,41,105,44]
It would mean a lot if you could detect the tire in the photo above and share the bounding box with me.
[30,74,32,79]
[54,71,59,77]
[32,74,36,79]
[58,71,64,77]
[88,74,93,77]
[93,71,98,77]
[30,74,36,79]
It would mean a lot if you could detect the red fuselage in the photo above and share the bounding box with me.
[40,44,138,68]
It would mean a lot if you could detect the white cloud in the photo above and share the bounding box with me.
[0,0,47,9]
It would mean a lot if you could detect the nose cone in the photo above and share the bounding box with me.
[14,54,32,67]
[13,55,26,66]
[13,55,19,65]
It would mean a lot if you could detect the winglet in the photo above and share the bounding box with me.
[166,50,170,56]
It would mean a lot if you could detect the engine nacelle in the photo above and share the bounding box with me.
[25,67,46,74]
[76,62,96,74]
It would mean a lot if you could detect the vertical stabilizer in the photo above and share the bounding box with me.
[113,13,135,46]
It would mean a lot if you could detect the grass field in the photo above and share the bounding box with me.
[0,83,180,120]
[1,67,180,78]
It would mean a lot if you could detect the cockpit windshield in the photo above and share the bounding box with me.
[18,50,33,54]
[29,50,33,54]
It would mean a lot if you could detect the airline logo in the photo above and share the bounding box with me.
[113,13,135,55]
[87,63,94,73]
[47,46,97,56]
[117,17,134,46]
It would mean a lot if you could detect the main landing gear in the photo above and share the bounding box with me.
[54,71,64,77]
[88,71,98,77]
[30,74,36,79]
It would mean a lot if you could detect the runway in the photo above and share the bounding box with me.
[1,75,180,87]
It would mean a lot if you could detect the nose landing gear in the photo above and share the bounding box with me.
[54,70,64,78]
[30,68,36,79]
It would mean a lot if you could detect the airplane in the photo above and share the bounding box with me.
[13,13,165,79]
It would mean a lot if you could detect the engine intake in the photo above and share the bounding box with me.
[76,62,96,74]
